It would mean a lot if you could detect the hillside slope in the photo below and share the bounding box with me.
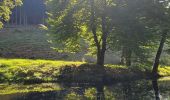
[0,26,120,63]
[0,26,62,59]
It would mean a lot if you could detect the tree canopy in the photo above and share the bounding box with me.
[46,0,114,66]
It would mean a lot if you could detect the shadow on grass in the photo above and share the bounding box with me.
[57,64,148,84]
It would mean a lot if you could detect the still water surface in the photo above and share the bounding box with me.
[0,79,170,100]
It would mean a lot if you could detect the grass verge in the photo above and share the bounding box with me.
[0,58,170,83]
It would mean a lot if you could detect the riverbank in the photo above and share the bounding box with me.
[0,58,170,83]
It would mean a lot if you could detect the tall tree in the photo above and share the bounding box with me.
[107,0,154,66]
[139,0,170,76]
[108,0,170,70]
[46,0,115,66]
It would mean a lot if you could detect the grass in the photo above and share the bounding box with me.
[0,58,169,83]
[0,58,170,96]
[159,76,170,81]
[158,66,170,76]
[0,58,85,83]
[0,26,61,59]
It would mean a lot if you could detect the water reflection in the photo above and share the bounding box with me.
[1,79,170,100]
[96,82,105,100]
[152,79,160,100]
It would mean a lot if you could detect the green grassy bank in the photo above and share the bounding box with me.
[0,26,61,59]
[0,58,170,83]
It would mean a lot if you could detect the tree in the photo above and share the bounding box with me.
[138,0,170,77]
[107,0,154,66]
[108,0,170,72]
[152,31,168,77]
[0,0,22,28]
[46,0,115,66]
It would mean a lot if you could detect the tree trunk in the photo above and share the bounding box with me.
[15,7,18,25]
[152,31,168,77]
[99,0,107,67]
[90,0,102,66]
[125,48,132,66]
[23,13,26,26]
[97,51,105,66]
[120,47,126,65]
[121,47,132,66]
[90,0,107,67]
[19,7,22,25]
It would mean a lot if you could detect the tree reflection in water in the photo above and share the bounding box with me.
[96,82,105,100]
[1,79,170,100]
[152,79,160,100]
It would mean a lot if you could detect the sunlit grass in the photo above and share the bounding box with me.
[159,77,170,81]
[0,58,85,83]
[0,83,62,95]
[158,66,170,76]
[106,64,127,69]
[0,58,170,83]
[0,58,84,67]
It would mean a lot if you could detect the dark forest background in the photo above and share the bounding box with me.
[9,0,46,25]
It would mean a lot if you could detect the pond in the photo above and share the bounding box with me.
[0,78,170,100]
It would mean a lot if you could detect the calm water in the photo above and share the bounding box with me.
[0,79,170,100]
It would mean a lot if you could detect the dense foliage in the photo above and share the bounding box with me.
[0,0,22,28]
[46,0,113,66]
